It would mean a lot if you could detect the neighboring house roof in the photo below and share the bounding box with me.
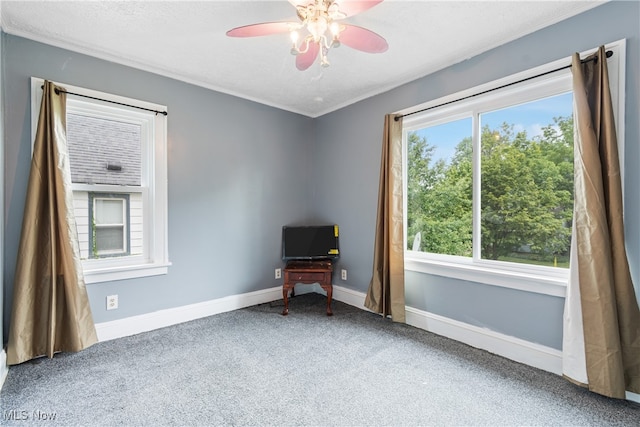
[67,113,141,186]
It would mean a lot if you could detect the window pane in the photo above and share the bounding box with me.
[67,113,141,186]
[407,117,473,256]
[95,226,125,253]
[95,199,124,225]
[479,92,573,267]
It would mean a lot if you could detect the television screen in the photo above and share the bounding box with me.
[282,225,340,261]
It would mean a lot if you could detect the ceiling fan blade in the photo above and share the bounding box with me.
[226,22,294,37]
[296,41,320,71]
[335,0,384,17]
[339,24,388,53]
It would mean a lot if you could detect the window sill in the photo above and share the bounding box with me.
[405,254,567,297]
[83,261,172,284]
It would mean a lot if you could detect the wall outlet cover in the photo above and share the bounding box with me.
[106,295,119,310]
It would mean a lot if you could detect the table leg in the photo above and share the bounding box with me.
[325,285,333,316]
[282,286,290,316]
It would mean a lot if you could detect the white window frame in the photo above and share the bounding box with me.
[400,40,625,297]
[31,77,170,283]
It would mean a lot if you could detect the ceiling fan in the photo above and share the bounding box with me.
[226,0,388,71]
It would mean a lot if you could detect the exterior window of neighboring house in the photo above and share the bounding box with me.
[402,41,625,296]
[89,193,130,258]
[31,78,169,283]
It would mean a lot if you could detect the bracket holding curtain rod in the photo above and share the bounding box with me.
[394,50,614,121]
[41,85,168,116]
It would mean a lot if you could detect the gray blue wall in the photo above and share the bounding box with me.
[3,2,639,352]
[313,1,640,350]
[2,34,314,338]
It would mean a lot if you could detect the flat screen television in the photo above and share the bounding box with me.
[282,225,340,261]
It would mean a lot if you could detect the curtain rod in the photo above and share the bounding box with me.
[394,50,613,122]
[42,85,168,116]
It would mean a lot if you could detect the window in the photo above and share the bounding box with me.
[90,193,130,258]
[402,41,625,295]
[31,78,170,283]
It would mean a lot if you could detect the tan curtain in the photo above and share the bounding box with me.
[6,81,98,365]
[364,114,406,322]
[562,47,640,398]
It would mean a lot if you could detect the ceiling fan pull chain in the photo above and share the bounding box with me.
[321,46,330,68]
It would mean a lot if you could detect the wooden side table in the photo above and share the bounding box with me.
[282,260,333,316]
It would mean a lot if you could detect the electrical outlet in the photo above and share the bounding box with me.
[106,295,118,310]
[341,269,347,281]
[275,268,282,279]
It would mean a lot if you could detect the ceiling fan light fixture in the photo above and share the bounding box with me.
[330,21,340,36]
[295,38,313,56]
[290,30,300,54]
[327,2,345,20]
[307,16,328,41]
[290,2,341,60]
[330,21,341,47]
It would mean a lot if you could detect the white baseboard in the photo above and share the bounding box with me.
[626,391,640,404]
[332,285,562,375]
[404,306,563,375]
[332,284,372,311]
[95,286,282,342]
[0,349,8,392]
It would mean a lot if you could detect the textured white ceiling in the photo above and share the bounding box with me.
[1,1,605,117]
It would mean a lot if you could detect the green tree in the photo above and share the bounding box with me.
[406,132,435,230]
[480,120,572,262]
[407,132,472,255]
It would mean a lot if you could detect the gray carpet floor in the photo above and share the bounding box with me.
[1,293,639,426]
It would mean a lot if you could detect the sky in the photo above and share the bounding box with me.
[414,91,573,164]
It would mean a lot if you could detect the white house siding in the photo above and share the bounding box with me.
[74,191,90,259]
[73,190,143,259]
[129,193,143,255]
